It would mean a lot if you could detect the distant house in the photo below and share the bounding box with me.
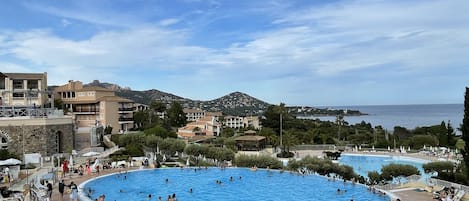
[183,108,205,122]
[223,116,261,130]
[177,115,221,139]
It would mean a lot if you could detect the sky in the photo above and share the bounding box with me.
[0,0,468,106]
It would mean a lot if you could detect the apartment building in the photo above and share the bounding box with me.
[54,80,134,133]
[183,108,205,122]
[224,115,245,129]
[0,72,48,107]
[223,115,261,130]
[243,116,261,129]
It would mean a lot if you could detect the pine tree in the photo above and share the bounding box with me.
[462,87,469,178]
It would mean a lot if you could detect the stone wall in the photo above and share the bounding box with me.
[0,117,74,158]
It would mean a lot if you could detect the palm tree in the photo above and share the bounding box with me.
[283,130,299,153]
[336,114,344,141]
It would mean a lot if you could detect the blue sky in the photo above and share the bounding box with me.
[1,0,468,106]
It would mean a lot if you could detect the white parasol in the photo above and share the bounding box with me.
[69,155,74,173]
[82,151,100,157]
[186,158,190,166]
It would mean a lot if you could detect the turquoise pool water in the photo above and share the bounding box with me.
[81,168,390,201]
[339,154,430,179]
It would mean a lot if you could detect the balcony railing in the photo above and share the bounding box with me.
[118,117,134,122]
[73,108,99,113]
[0,107,63,118]
[118,108,134,112]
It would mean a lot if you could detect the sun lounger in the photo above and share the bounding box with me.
[453,190,465,201]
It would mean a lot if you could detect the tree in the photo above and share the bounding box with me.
[282,130,299,153]
[221,127,235,138]
[423,161,455,181]
[104,125,113,134]
[133,111,149,129]
[167,102,186,127]
[367,171,382,185]
[462,87,469,179]
[150,101,166,113]
[380,164,420,181]
[144,125,176,138]
[336,114,344,141]
[456,139,465,151]
[438,121,449,147]
[447,121,457,147]
[260,103,292,134]
[259,127,278,147]
[409,135,438,149]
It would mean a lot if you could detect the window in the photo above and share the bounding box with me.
[13,92,24,98]
[13,80,23,89]
[27,80,38,89]
[0,79,4,89]
[29,91,38,98]
[72,92,75,98]
[78,92,85,97]
[88,92,95,96]
[0,136,7,149]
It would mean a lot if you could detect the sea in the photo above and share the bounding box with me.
[300,104,464,132]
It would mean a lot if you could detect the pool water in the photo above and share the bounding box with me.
[339,154,430,180]
[82,168,390,201]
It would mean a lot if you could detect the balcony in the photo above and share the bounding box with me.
[118,107,134,113]
[73,108,99,114]
[119,117,134,122]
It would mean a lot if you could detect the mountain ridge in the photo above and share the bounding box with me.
[85,80,271,116]
[83,80,363,117]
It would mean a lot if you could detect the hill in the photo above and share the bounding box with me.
[82,80,363,117]
[84,80,271,115]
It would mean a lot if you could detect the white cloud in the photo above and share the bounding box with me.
[159,18,180,26]
[61,19,71,27]
[2,0,468,104]
[0,62,31,73]
[23,2,140,28]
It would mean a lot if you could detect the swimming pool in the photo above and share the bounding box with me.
[339,154,431,179]
[81,168,390,201]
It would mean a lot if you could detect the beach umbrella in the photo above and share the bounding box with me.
[359,145,362,150]
[69,155,74,173]
[163,154,166,162]
[355,145,358,151]
[82,151,100,157]
[408,147,410,151]
[372,145,375,151]
[423,145,426,150]
[0,158,22,166]
[156,145,160,154]
[388,146,390,151]
[175,151,179,157]
[186,158,190,166]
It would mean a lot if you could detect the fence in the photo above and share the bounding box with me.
[376,174,422,191]
[430,178,469,193]
[294,144,336,151]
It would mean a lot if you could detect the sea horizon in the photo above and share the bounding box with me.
[300,103,464,131]
[318,102,462,109]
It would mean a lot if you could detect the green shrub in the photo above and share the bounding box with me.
[233,154,283,169]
